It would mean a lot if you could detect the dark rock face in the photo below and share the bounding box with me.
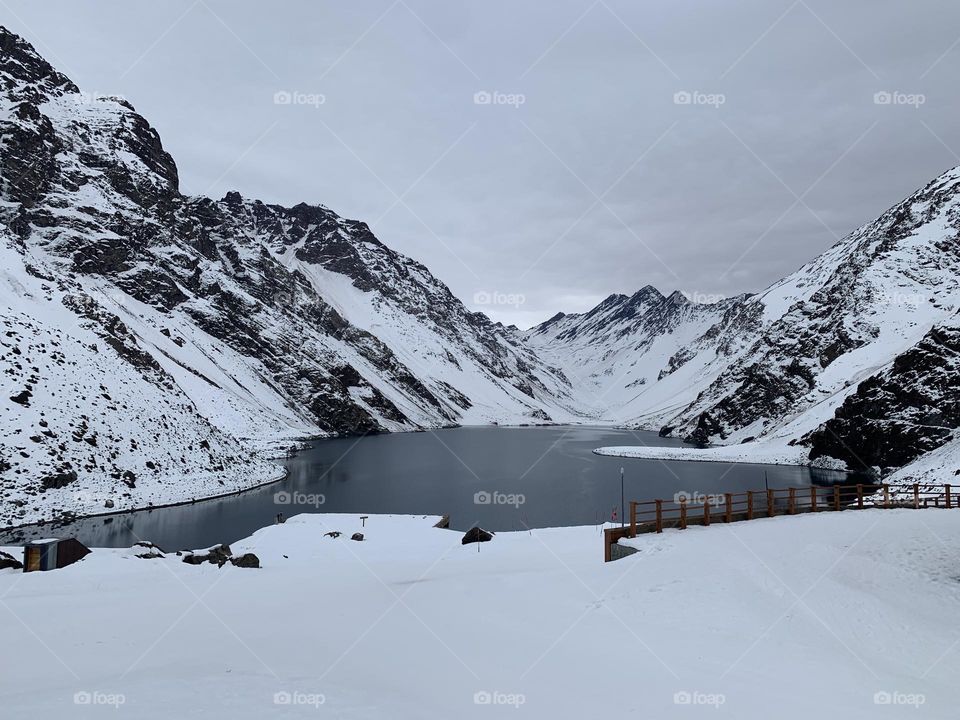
[808,322,960,471]
[461,527,493,545]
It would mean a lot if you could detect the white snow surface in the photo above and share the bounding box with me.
[1,510,957,718]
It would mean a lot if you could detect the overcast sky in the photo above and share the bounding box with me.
[5,0,960,327]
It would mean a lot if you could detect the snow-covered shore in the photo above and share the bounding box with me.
[2,510,956,718]
[593,442,815,467]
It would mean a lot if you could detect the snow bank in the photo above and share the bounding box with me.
[1,510,956,718]
[594,442,812,466]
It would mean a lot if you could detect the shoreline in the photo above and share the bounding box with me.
[0,423,620,540]
[593,444,851,472]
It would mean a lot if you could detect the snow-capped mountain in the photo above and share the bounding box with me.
[3,24,959,528]
[532,168,960,472]
[0,27,579,526]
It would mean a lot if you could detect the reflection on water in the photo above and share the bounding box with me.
[0,426,857,549]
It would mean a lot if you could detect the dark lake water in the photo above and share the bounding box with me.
[0,426,856,550]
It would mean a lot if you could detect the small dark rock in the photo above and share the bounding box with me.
[0,550,23,571]
[462,526,493,545]
[350,532,364,541]
[229,553,260,569]
[324,531,341,538]
[104,499,115,508]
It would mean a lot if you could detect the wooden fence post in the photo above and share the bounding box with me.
[680,498,687,530]
[913,483,920,509]
[630,501,637,537]
[856,484,863,509]
[655,499,663,534]
[704,500,711,526]
[604,528,612,562]
[788,487,796,515]
[725,493,733,523]
[833,485,840,511]
[946,484,952,510]
[767,489,775,517]
[747,491,754,520]
[883,484,890,509]
[810,486,817,512]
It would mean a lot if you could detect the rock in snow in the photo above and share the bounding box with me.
[461,526,494,544]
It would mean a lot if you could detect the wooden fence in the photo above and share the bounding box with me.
[603,482,955,562]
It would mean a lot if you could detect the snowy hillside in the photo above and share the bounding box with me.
[533,168,960,475]
[0,27,580,527]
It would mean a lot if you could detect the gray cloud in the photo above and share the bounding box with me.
[5,0,960,327]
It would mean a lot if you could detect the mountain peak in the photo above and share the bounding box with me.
[0,26,77,101]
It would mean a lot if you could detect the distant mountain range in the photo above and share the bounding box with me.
[1,26,957,527]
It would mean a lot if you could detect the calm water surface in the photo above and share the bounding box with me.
[1,426,855,549]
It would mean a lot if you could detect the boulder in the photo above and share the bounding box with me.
[0,550,23,570]
[103,499,115,508]
[229,553,260,569]
[207,543,232,567]
[350,532,364,541]
[461,527,493,545]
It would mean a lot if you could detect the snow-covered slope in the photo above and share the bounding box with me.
[2,510,956,719]
[532,168,960,475]
[0,27,579,527]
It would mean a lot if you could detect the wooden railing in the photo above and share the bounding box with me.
[603,482,955,562]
